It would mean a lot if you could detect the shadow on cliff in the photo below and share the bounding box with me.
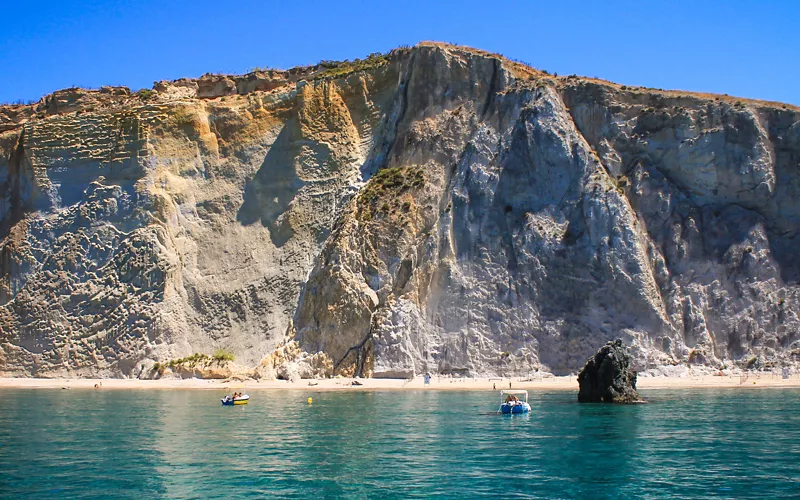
[486,115,594,320]
[768,233,800,284]
[237,121,305,247]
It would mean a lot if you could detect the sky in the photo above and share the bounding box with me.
[0,0,798,105]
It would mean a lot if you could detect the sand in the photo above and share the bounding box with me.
[1,372,799,391]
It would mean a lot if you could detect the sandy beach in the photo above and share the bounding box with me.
[1,372,799,391]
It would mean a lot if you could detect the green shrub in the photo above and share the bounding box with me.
[137,89,156,100]
[357,167,426,221]
[167,352,210,367]
[315,52,390,79]
[247,66,274,73]
[213,349,235,362]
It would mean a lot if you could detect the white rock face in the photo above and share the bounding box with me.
[1,43,799,378]
[293,46,800,377]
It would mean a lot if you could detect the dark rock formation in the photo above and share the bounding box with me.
[577,340,644,403]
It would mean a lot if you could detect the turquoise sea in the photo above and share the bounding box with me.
[1,388,799,498]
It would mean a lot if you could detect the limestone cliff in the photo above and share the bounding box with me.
[1,43,799,378]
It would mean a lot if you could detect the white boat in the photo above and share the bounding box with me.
[221,394,249,406]
[222,382,249,406]
[499,390,531,414]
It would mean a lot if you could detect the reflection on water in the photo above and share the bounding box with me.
[2,389,800,498]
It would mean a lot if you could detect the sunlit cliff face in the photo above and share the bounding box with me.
[1,43,799,378]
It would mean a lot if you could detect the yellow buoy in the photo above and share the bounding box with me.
[307,397,313,404]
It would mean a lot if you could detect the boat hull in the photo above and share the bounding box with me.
[500,402,531,414]
[221,396,249,406]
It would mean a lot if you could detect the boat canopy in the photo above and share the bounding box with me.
[500,390,528,396]
[500,390,528,401]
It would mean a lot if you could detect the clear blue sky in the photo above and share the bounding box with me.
[1,0,798,105]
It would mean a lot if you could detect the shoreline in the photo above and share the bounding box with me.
[2,374,800,391]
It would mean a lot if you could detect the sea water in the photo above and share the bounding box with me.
[1,388,799,498]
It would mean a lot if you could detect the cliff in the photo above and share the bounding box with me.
[1,43,799,378]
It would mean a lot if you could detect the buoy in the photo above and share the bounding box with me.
[307,397,313,404]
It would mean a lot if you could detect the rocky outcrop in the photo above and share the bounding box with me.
[577,340,643,403]
[1,43,800,379]
[141,357,243,380]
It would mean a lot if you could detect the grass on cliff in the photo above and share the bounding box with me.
[151,350,235,372]
[136,88,157,100]
[167,353,210,367]
[315,52,391,79]
[358,166,425,221]
[213,349,235,362]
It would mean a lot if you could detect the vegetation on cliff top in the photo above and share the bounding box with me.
[136,88,156,100]
[315,52,392,80]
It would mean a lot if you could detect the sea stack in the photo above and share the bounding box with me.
[577,340,644,403]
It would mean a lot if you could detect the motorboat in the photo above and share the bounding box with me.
[221,394,249,406]
[498,390,531,414]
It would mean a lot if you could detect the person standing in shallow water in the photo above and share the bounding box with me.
[509,382,512,389]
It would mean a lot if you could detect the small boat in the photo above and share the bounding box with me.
[221,394,249,406]
[498,390,531,414]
